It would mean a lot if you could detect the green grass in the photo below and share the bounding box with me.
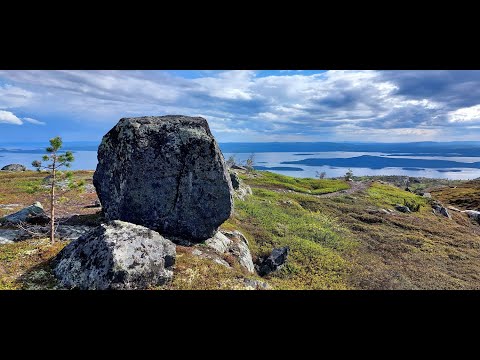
[231,187,356,289]
[366,182,430,212]
[241,171,350,195]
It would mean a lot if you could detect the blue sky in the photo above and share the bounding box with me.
[1,70,480,143]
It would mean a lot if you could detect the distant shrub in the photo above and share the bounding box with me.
[245,153,256,173]
[226,155,236,168]
[316,171,326,179]
[344,169,354,181]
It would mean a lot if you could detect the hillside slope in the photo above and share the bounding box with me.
[1,171,480,290]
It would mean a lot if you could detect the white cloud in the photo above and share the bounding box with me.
[0,84,34,108]
[0,110,23,125]
[23,117,46,125]
[1,70,480,141]
[448,104,480,123]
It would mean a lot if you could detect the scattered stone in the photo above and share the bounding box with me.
[432,203,451,218]
[422,192,432,198]
[234,184,253,201]
[53,220,176,290]
[229,171,241,190]
[93,115,233,242]
[205,231,255,273]
[42,175,71,189]
[465,210,480,224]
[1,164,26,171]
[0,229,25,244]
[256,246,290,276]
[243,278,272,290]
[1,202,47,225]
[405,187,412,192]
[395,204,411,213]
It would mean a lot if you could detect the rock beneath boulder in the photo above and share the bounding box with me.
[229,171,241,190]
[0,202,48,225]
[1,164,26,171]
[395,204,411,213]
[53,220,176,290]
[93,115,233,242]
[204,231,255,273]
[256,246,290,276]
[222,230,249,245]
[432,203,451,218]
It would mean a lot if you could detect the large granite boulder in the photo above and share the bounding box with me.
[1,164,26,171]
[53,220,176,290]
[93,116,233,242]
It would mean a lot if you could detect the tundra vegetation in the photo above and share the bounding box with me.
[1,170,480,290]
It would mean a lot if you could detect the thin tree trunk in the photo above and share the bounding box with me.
[50,157,56,244]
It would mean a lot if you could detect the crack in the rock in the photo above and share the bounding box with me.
[170,155,188,214]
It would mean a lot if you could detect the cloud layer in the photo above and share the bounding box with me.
[1,70,480,142]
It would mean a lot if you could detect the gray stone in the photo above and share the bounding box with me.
[395,204,411,213]
[243,278,272,290]
[229,239,255,273]
[1,164,26,171]
[205,232,232,253]
[205,231,255,273]
[222,230,249,245]
[256,246,290,276]
[465,210,480,224]
[432,203,451,218]
[234,184,253,201]
[0,229,25,244]
[229,171,241,190]
[1,202,48,225]
[93,115,233,242]
[422,192,432,198]
[53,220,176,290]
[56,225,95,241]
